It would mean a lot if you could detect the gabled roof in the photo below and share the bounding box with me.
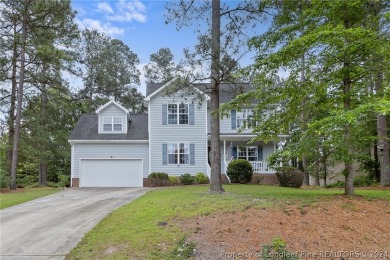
[145,78,210,102]
[145,81,253,103]
[146,83,164,97]
[69,114,148,141]
[96,100,129,114]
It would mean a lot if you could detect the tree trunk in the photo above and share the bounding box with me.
[376,79,390,186]
[323,162,327,187]
[300,51,310,185]
[7,24,18,181]
[342,17,354,196]
[373,142,380,182]
[371,1,390,186]
[39,81,47,186]
[314,160,320,186]
[10,4,28,190]
[377,118,390,186]
[39,159,47,186]
[209,0,224,193]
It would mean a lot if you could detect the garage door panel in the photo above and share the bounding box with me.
[80,159,143,187]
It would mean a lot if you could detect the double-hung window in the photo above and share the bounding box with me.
[103,116,123,132]
[168,104,178,124]
[167,103,188,125]
[236,109,255,129]
[237,146,258,161]
[168,143,189,164]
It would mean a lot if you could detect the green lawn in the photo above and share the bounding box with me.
[0,187,60,209]
[65,185,390,260]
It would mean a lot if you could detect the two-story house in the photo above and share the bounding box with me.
[68,79,279,187]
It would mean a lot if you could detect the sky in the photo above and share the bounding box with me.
[71,0,265,95]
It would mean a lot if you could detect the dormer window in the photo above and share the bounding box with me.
[103,116,123,132]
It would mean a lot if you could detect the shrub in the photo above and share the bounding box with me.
[16,174,39,188]
[275,166,304,188]
[226,159,253,184]
[262,237,299,260]
[58,174,70,187]
[326,175,379,188]
[168,176,181,185]
[0,171,9,188]
[180,173,194,185]
[326,180,345,188]
[170,237,195,259]
[353,175,378,187]
[194,172,209,184]
[148,172,169,186]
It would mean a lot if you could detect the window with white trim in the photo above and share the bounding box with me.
[236,109,255,129]
[168,104,177,124]
[167,103,188,125]
[102,116,123,132]
[237,146,258,161]
[168,143,189,164]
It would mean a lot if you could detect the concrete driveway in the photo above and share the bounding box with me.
[0,187,149,259]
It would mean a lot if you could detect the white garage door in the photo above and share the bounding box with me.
[80,159,143,187]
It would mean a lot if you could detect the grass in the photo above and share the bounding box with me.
[65,184,390,260]
[0,187,60,209]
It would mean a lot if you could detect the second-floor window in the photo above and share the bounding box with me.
[168,143,189,164]
[103,116,123,132]
[236,109,255,129]
[168,103,188,124]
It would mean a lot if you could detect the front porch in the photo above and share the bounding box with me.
[208,135,278,175]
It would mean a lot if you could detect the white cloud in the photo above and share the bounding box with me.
[107,0,147,23]
[76,18,124,36]
[97,2,114,14]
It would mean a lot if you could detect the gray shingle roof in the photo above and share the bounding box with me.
[146,83,164,97]
[69,113,148,141]
[146,82,253,103]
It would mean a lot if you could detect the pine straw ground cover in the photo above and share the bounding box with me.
[66,185,390,260]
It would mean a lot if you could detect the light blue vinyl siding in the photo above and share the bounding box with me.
[98,104,127,133]
[149,90,208,175]
[72,143,149,178]
[208,107,273,134]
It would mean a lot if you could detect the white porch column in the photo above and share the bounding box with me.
[223,139,226,166]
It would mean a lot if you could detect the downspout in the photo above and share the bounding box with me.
[223,139,231,183]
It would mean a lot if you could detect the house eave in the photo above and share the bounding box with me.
[96,100,129,114]
[207,134,288,140]
[144,78,178,101]
[68,140,149,144]
[144,78,210,102]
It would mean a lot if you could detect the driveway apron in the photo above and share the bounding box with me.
[0,188,149,259]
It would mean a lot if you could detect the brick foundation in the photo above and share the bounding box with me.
[143,174,279,187]
[72,178,80,187]
[251,173,279,185]
[143,178,152,187]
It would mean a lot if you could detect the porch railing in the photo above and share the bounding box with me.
[224,160,276,174]
[250,161,275,174]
